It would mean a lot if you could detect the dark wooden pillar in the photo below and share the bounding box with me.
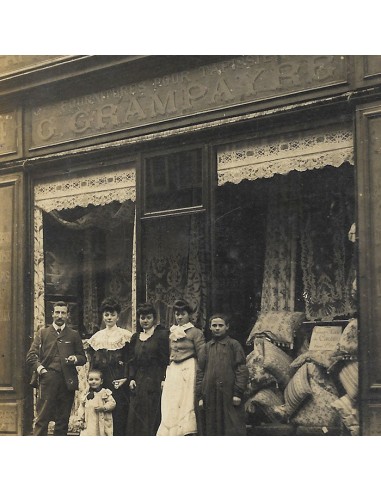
[357,102,381,434]
[0,172,25,435]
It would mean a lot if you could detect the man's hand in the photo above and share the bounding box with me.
[232,396,241,406]
[113,378,127,389]
[129,380,136,390]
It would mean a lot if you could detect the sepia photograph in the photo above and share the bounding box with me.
[0,52,368,438]
[0,3,379,490]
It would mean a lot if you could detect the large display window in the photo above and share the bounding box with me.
[215,121,358,435]
[33,164,136,336]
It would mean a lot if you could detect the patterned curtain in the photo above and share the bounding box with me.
[144,214,207,330]
[260,174,299,312]
[82,229,99,334]
[300,165,356,320]
[259,164,355,320]
[46,200,135,333]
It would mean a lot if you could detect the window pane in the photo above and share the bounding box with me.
[214,164,356,347]
[43,200,135,335]
[144,148,203,213]
[141,213,207,329]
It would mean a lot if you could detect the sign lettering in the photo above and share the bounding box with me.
[30,55,347,149]
[309,326,343,351]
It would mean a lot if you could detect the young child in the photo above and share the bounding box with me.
[196,313,249,436]
[77,369,116,436]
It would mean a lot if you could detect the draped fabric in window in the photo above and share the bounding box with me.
[217,122,356,321]
[34,166,136,334]
[33,165,136,433]
[142,214,208,330]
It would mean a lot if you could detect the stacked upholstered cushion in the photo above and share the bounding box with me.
[244,337,293,423]
[246,387,285,423]
[329,318,358,370]
[283,363,312,416]
[258,337,293,389]
[338,318,358,355]
[246,311,305,349]
[291,366,340,427]
[331,394,359,435]
[327,319,359,433]
[245,350,277,398]
[244,314,360,434]
[291,350,335,371]
[338,361,359,401]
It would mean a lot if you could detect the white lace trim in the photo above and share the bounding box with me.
[169,322,194,341]
[88,327,132,351]
[217,124,354,185]
[34,167,136,212]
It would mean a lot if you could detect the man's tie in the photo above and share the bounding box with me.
[57,328,62,334]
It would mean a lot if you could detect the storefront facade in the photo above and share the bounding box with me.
[0,54,380,435]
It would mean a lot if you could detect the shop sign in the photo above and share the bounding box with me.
[0,112,17,157]
[30,55,347,150]
[309,325,343,351]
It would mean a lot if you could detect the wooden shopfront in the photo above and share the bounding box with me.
[0,55,381,435]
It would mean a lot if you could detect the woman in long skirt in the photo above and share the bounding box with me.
[157,299,205,436]
[127,303,169,435]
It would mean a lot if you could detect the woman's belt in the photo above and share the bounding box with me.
[171,354,195,364]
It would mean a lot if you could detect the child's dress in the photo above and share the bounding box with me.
[196,335,249,436]
[77,388,116,436]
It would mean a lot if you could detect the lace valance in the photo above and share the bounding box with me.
[217,124,354,185]
[34,167,136,212]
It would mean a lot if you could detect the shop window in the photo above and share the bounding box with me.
[33,165,136,336]
[143,148,203,214]
[139,146,209,328]
[215,165,356,346]
[141,213,208,330]
[42,201,135,336]
[215,164,358,435]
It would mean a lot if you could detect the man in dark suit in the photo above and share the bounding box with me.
[26,301,87,436]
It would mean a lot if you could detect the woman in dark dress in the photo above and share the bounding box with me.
[127,303,169,435]
[86,297,132,436]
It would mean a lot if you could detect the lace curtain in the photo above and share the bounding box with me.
[260,174,299,311]
[217,123,354,185]
[217,121,356,321]
[299,165,356,320]
[34,166,136,334]
[143,214,208,330]
[250,166,356,321]
[34,166,137,433]
[44,200,136,334]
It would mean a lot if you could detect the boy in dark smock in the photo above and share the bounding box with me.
[196,314,249,436]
